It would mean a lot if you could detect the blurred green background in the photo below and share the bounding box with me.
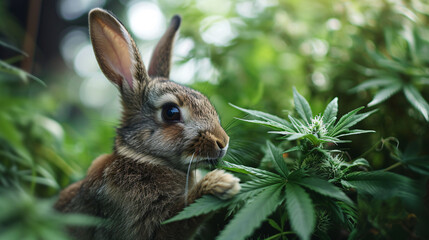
[1,0,428,239]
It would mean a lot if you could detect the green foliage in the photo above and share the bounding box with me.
[349,26,429,121]
[0,40,79,195]
[0,35,97,238]
[293,177,352,205]
[285,183,315,240]
[166,88,424,239]
[2,0,429,239]
[163,195,231,224]
[217,183,283,240]
[233,88,375,146]
[0,191,99,240]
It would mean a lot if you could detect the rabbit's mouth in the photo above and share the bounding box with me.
[197,157,220,166]
[195,149,228,166]
[182,147,226,167]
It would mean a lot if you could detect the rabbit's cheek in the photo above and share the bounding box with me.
[160,124,184,143]
[134,129,155,141]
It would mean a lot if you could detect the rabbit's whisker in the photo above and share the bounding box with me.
[185,152,196,206]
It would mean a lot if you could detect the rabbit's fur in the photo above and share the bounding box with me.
[55,8,240,240]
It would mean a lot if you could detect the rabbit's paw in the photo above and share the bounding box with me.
[202,169,240,200]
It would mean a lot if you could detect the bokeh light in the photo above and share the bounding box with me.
[174,38,195,59]
[59,0,105,20]
[171,59,196,84]
[196,0,231,15]
[60,28,88,67]
[127,1,166,40]
[326,18,342,31]
[79,73,118,108]
[200,17,237,46]
[73,44,99,78]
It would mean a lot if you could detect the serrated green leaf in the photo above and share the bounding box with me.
[403,84,429,121]
[401,156,429,175]
[335,129,375,138]
[163,195,230,224]
[288,115,306,133]
[230,104,290,127]
[338,201,358,230]
[349,77,396,92]
[318,136,342,143]
[268,219,282,232]
[352,158,370,166]
[292,177,353,205]
[236,118,293,132]
[285,183,315,240]
[293,87,312,124]
[322,98,338,124]
[325,201,345,226]
[329,107,364,136]
[369,50,408,73]
[266,141,289,177]
[343,158,371,174]
[305,134,321,145]
[223,162,283,180]
[284,146,302,153]
[222,167,252,175]
[287,169,308,181]
[286,133,306,141]
[341,171,418,199]
[217,183,284,240]
[286,133,324,145]
[268,130,295,136]
[330,108,376,137]
[367,83,402,107]
[240,179,281,192]
[324,117,337,131]
[341,109,377,131]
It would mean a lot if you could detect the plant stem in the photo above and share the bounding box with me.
[383,162,402,172]
[358,139,383,159]
[358,137,398,159]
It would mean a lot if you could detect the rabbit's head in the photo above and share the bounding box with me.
[89,9,229,171]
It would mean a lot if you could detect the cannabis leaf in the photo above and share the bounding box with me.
[350,30,429,122]
[232,88,375,145]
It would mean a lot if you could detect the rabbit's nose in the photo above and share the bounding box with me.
[216,140,225,149]
[217,142,228,158]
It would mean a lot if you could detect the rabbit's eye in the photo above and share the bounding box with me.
[162,103,181,123]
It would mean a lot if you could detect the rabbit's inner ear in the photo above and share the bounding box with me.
[89,9,148,90]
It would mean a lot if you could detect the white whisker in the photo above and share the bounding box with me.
[184,152,196,206]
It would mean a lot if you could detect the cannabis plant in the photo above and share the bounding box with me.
[350,25,429,121]
[165,88,421,240]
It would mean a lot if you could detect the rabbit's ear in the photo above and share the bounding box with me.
[89,8,149,91]
[148,15,181,79]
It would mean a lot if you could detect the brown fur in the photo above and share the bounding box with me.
[56,153,224,240]
[55,8,240,240]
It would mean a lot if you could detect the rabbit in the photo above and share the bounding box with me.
[54,8,240,240]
